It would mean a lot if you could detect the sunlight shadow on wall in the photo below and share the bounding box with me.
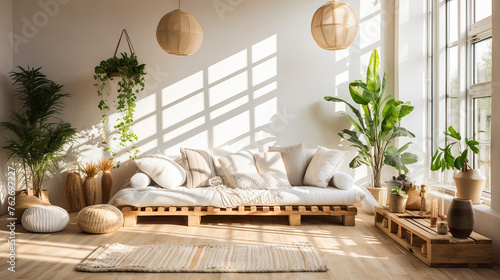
[132,35,279,157]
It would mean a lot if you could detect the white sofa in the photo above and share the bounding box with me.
[109,144,374,227]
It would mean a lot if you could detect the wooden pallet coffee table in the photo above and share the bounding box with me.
[374,206,492,267]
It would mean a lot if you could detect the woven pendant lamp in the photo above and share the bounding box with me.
[156,0,203,56]
[311,1,358,50]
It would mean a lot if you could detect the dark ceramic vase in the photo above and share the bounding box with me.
[447,198,474,238]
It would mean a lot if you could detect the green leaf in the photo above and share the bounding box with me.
[445,126,461,141]
[397,142,411,153]
[344,114,364,133]
[382,99,402,118]
[349,154,365,168]
[392,127,416,138]
[398,103,414,119]
[366,49,381,94]
[400,152,418,164]
[324,96,366,130]
[348,81,371,105]
[381,104,402,131]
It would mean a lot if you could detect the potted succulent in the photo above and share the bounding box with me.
[390,186,408,213]
[430,126,485,204]
[1,66,77,219]
[324,49,418,188]
[94,50,146,162]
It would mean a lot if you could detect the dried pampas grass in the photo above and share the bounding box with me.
[65,172,85,212]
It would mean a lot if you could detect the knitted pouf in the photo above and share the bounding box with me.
[77,204,123,234]
[22,205,70,233]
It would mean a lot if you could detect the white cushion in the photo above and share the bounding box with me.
[130,173,151,188]
[180,148,217,188]
[134,156,186,189]
[303,146,348,188]
[218,151,257,188]
[22,205,69,233]
[211,148,235,186]
[331,172,354,190]
[253,152,291,188]
[268,143,306,186]
[232,173,281,189]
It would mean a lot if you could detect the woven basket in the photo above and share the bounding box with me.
[65,172,85,212]
[101,171,113,204]
[367,187,388,207]
[77,204,123,234]
[83,177,98,206]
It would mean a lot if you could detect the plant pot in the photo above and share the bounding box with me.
[101,171,113,204]
[448,198,474,238]
[453,169,485,205]
[389,195,407,213]
[14,190,50,223]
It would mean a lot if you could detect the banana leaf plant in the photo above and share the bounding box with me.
[324,49,418,188]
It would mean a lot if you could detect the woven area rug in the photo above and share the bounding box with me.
[76,243,327,273]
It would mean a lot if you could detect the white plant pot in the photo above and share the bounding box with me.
[453,169,485,205]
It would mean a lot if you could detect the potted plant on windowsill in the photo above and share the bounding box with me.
[324,49,418,188]
[390,186,408,213]
[430,126,485,204]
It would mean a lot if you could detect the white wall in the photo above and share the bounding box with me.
[0,0,13,215]
[396,0,427,183]
[9,0,395,208]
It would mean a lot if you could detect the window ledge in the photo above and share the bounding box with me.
[425,182,491,206]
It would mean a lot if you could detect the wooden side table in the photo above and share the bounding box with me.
[366,187,388,206]
[374,206,492,267]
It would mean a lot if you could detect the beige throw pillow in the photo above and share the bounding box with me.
[232,173,281,189]
[217,151,257,188]
[268,143,306,186]
[303,146,348,188]
[180,148,217,188]
[253,152,291,188]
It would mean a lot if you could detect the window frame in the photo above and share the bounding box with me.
[429,0,492,195]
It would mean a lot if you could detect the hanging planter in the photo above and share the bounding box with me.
[156,0,203,56]
[94,29,146,161]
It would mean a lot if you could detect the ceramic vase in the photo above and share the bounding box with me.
[453,169,485,205]
[448,198,474,238]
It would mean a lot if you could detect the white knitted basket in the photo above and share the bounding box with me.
[77,204,123,234]
[22,205,70,233]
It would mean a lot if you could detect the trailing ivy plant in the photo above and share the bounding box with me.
[94,52,146,162]
[324,49,418,188]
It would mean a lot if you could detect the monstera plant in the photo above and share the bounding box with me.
[324,49,418,188]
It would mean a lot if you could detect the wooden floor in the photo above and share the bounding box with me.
[1,204,499,280]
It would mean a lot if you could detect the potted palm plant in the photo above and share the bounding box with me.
[430,126,485,204]
[324,49,418,188]
[1,66,77,218]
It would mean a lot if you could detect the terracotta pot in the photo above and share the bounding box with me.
[389,195,407,213]
[14,190,50,223]
[448,198,474,238]
[453,169,485,205]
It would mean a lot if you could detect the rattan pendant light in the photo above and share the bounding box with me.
[311,1,358,50]
[156,0,203,56]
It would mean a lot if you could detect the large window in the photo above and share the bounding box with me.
[430,0,492,194]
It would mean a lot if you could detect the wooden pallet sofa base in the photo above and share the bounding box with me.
[122,205,357,227]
